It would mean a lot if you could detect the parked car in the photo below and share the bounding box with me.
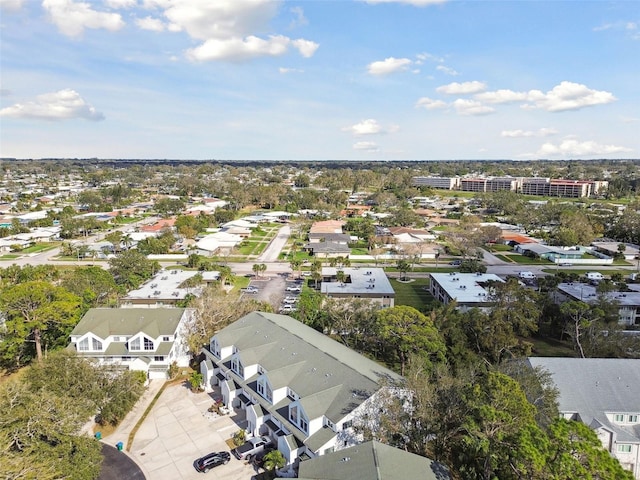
[231,436,273,461]
[285,285,302,292]
[449,260,462,266]
[283,296,298,304]
[241,286,259,294]
[194,451,231,472]
[280,304,297,313]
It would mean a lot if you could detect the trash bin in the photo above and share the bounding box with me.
[95,432,102,440]
[116,442,123,451]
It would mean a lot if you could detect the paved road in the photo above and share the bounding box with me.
[256,225,290,263]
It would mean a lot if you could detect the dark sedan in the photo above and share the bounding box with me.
[194,451,231,473]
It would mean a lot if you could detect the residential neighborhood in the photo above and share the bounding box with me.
[1,158,640,480]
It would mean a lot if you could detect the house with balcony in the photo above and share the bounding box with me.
[200,312,400,467]
[528,358,640,479]
[68,308,192,379]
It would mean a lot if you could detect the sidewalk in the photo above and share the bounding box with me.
[104,379,166,447]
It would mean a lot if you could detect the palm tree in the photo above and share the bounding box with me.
[252,263,261,279]
[290,259,302,279]
[263,450,286,472]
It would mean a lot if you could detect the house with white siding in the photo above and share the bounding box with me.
[200,312,400,467]
[69,308,192,379]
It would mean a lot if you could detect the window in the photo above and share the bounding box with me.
[287,388,297,400]
[300,412,308,433]
[325,419,335,430]
[130,337,140,351]
[113,336,121,342]
[78,338,89,351]
[211,339,220,357]
[144,337,154,351]
[92,338,102,350]
[162,336,171,342]
[628,415,638,423]
[265,382,272,402]
[154,356,164,361]
[231,357,244,377]
[615,414,625,422]
[342,420,353,431]
[122,356,131,361]
[617,444,632,453]
[290,405,298,424]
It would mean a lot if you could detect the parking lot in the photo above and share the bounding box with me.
[128,384,261,480]
[241,274,303,314]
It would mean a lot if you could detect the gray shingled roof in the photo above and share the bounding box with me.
[70,308,186,339]
[297,440,450,480]
[213,311,400,432]
[528,357,640,443]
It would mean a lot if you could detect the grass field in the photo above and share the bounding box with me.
[529,336,575,357]
[390,278,437,310]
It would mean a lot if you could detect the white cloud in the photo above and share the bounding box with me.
[365,0,448,6]
[415,52,444,64]
[436,65,458,76]
[292,39,319,58]
[535,138,632,157]
[0,89,105,121]
[42,0,125,37]
[186,35,318,62]
[353,141,380,152]
[279,67,304,74]
[136,16,165,32]
[452,99,494,116]
[474,82,616,112]
[501,128,557,138]
[289,6,308,28]
[103,0,136,8]
[524,81,616,112]
[151,1,318,62]
[367,57,412,76]
[343,119,384,136]
[0,0,25,12]
[437,81,487,95]
[475,89,529,104]
[415,97,447,110]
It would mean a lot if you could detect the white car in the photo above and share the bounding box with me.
[285,285,302,293]
[283,297,298,304]
[241,286,259,294]
[280,304,297,313]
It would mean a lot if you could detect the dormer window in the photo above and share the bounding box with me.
[629,415,638,423]
[144,337,154,351]
[130,337,140,351]
[211,339,220,357]
[78,338,89,351]
[289,405,308,433]
[92,338,102,350]
[615,414,625,422]
[257,377,273,403]
[231,357,244,377]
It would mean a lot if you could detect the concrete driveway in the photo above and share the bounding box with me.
[128,383,260,480]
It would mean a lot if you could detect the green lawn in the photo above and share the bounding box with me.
[350,248,370,255]
[497,254,554,265]
[390,278,437,310]
[529,336,575,357]
[21,242,60,254]
[0,254,20,260]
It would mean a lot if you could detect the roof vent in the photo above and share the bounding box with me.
[341,457,350,462]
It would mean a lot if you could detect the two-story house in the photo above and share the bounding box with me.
[69,308,192,379]
[200,312,400,466]
[528,357,640,479]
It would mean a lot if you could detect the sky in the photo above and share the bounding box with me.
[0,0,638,161]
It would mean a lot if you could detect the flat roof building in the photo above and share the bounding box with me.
[429,272,504,311]
[320,267,395,307]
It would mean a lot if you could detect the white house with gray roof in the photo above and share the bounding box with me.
[69,308,192,379]
[200,312,400,467]
[320,267,395,307]
[528,357,640,478]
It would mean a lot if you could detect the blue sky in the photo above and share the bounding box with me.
[0,0,638,161]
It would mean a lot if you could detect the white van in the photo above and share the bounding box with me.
[586,272,604,281]
[518,271,536,280]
